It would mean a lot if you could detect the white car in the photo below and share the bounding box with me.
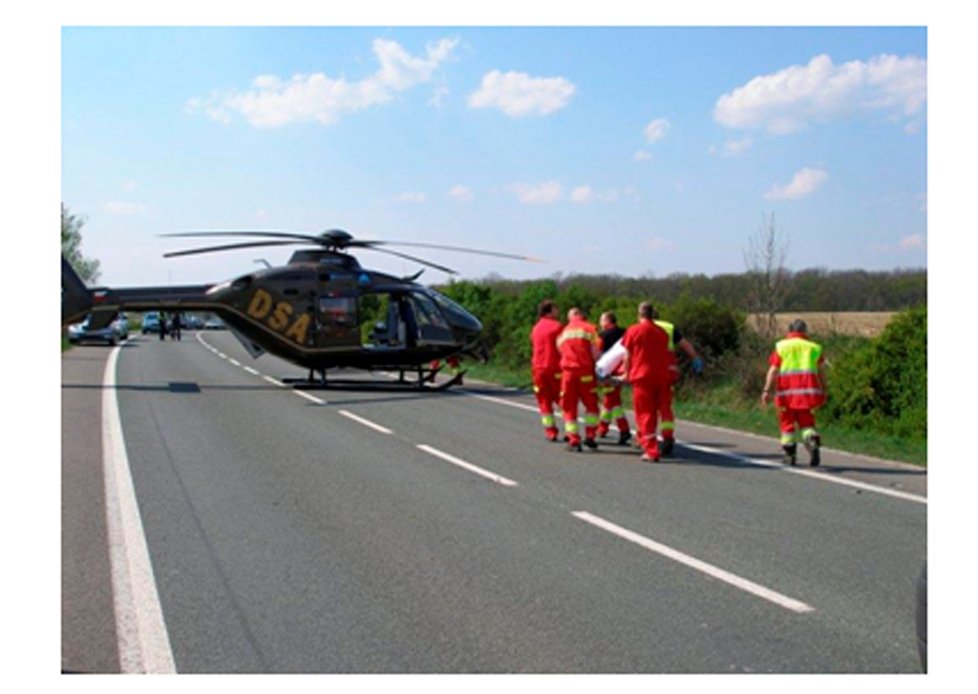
[68,313,128,345]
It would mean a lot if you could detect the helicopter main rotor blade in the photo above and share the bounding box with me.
[364,240,545,263]
[162,230,325,244]
[163,239,307,258]
[159,229,543,266]
[367,247,458,275]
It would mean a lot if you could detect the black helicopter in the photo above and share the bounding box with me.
[62,229,535,389]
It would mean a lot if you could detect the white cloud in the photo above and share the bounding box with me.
[189,38,458,128]
[393,192,427,204]
[104,201,146,215]
[428,85,450,109]
[570,185,618,204]
[570,185,594,204]
[448,184,474,202]
[899,233,926,250]
[633,150,652,162]
[646,237,677,251]
[763,167,828,201]
[643,118,671,144]
[714,53,927,135]
[120,179,138,191]
[468,70,576,117]
[509,181,563,204]
[711,137,753,157]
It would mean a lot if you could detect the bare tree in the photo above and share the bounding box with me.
[743,212,790,339]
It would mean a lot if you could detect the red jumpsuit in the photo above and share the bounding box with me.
[530,316,564,441]
[557,318,601,446]
[622,319,672,460]
[597,326,630,438]
[769,332,826,448]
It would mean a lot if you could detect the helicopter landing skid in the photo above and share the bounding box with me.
[283,367,466,392]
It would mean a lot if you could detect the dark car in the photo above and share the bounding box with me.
[68,314,128,345]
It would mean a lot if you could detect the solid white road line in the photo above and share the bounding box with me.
[679,441,927,505]
[338,410,394,435]
[263,375,285,387]
[416,444,519,487]
[572,511,815,614]
[103,346,177,673]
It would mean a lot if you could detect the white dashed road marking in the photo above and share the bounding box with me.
[338,410,394,435]
[573,510,815,614]
[417,444,519,487]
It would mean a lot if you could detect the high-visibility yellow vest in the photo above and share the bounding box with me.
[775,336,825,408]
[654,320,676,352]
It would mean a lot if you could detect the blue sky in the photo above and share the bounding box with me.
[61,25,927,287]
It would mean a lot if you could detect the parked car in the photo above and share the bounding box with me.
[67,313,127,345]
[141,311,162,334]
[112,313,130,340]
[203,316,226,330]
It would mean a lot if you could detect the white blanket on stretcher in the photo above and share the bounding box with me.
[595,339,627,380]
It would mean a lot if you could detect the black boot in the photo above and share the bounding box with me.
[807,435,821,467]
[782,444,797,466]
[661,438,674,457]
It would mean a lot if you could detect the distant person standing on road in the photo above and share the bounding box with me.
[621,302,673,462]
[557,307,602,452]
[159,311,168,341]
[530,299,564,442]
[171,312,182,341]
[761,319,827,466]
[596,311,632,445]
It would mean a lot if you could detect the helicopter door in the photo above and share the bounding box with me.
[316,295,360,348]
[406,291,455,346]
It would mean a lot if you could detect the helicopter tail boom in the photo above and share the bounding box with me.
[62,254,220,326]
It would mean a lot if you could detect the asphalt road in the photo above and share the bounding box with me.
[61,332,927,673]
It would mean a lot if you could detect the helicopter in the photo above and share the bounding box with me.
[62,229,536,390]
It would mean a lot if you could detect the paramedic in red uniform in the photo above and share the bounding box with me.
[761,319,827,466]
[557,308,602,451]
[621,302,672,462]
[651,308,703,456]
[530,300,564,442]
[596,311,632,445]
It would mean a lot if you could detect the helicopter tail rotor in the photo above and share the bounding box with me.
[62,255,94,325]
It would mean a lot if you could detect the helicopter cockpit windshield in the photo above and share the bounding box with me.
[355,289,474,351]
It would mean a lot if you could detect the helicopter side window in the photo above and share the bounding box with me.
[408,292,450,330]
[318,296,357,328]
[316,295,360,348]
[407,292,454,345]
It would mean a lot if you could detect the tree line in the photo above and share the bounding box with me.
[445,266,926,315]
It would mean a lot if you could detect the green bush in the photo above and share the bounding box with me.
[822,306,926,438]
[666,296,743,362]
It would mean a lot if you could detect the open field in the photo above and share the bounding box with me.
[748,312,895,338]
